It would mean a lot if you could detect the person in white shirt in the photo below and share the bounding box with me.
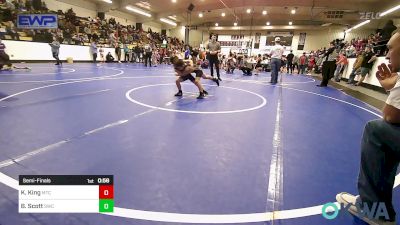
[109,32,116,46]
[269,37,284,84]
[90,41,97,63]
[336,31,400,225]
[49,37,61,65]
[99,45,105,63]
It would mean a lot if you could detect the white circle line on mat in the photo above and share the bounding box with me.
[0,67,125,83]
[0,74,397,224]
[125,83,267,114]
[0,67,76,76]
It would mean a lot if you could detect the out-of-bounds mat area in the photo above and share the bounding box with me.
[0,63,398,225]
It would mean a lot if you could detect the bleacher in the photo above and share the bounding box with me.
[0,0,185,51]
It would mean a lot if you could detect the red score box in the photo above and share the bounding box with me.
[99,185,114,199]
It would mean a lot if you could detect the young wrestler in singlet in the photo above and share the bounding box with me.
[172,56,219,99]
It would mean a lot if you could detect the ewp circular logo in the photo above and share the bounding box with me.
[322,202,339,220]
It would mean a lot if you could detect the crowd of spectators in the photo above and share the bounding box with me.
[214,31,391,81]
[0,0,397,80]
[0,0,186,63]
[333,20,396,58]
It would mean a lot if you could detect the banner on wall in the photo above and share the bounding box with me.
[298,32,306,50]
[268,31,293,37]
[17,14,58,29]
[266,31,293,47]
[231,35,244,40]
[266,36,293,46]
[254,33,261,49]
[239,49,249,55]
[220,41,252,47]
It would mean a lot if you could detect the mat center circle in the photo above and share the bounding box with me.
[125,83,267,114]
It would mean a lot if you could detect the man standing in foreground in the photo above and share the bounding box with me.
[336,31,400,225]
[270,37,284,84]
[206,34,222,81]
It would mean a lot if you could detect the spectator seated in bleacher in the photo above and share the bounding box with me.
[0,1,186,60]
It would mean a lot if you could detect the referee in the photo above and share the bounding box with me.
[269,37,284,84]
[317,42,337,87]
[206,34,222,81]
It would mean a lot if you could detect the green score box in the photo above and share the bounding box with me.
[99,199,114,213]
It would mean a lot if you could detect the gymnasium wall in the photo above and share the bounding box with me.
[292,28,376,52]
[42,0,98,18]
[3,40,117,62]
[167,28,206,47]
[41,0,168,30]
[104,10,136,26]
[206,27,376,55]
[3,39,389,88]
[142,21,162,33]
[188,30,206,47]
[167,26,186,42]
[167,28,208,47]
